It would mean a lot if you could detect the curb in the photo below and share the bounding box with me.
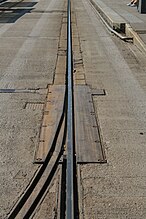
[125,24,146,54]
[90,0,146,54]
[90,0,126,33]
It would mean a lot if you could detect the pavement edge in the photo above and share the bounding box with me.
[90,0,146,55]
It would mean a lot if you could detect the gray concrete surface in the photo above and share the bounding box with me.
[0,0,65,218]
[73,0,146,218]
[1,0,146,217]
[91,0,146,26]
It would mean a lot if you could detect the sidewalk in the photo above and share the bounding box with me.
[91,0,146,53]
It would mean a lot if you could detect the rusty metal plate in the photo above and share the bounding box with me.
[34,85,65,163]
[25,102,44,110]
[91,88,106,96]
[75,85,106,163]
[0,88,47,94]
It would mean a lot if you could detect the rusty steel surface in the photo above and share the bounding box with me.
[34,85,65,163]
[75,85,106,163]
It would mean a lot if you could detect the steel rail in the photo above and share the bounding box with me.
[66,0,74,218]
[6,0,75,217]
[6,104,66,219]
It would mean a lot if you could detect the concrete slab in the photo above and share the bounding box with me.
[0,0,65,217]
[74,0,146,218]
[90,0,146,53]
[131,22,146,32]
[139,33,146,44]
[91,0,126,32]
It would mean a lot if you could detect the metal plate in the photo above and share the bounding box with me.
[91,88,106,96]
[75,85,106,163]
[25,102,44,110]
[34,85,65,163]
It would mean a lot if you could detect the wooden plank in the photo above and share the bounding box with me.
[75,85,106,163]
[34,85,65,163]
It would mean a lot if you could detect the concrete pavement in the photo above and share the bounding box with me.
[74,0,146,217]
[0,0,65,217]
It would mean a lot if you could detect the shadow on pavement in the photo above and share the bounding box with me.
[0,2,37,23]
